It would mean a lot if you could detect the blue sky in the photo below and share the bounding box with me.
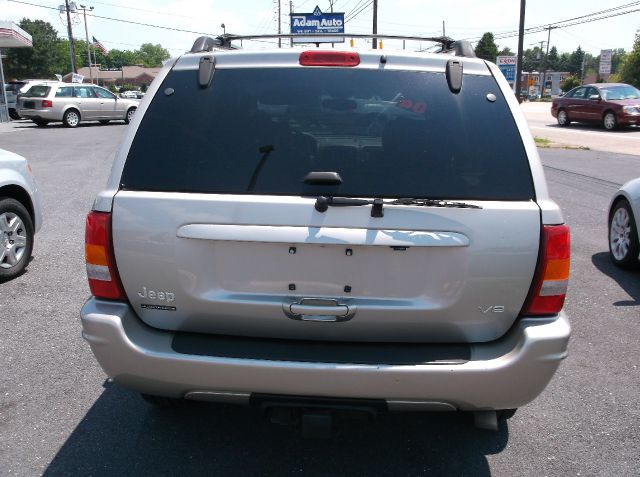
[1,0,639,56]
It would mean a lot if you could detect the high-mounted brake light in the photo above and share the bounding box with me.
[85,211,126,301]
[299,51,360,67]
[42,100,52,108]
[520,224,570,316]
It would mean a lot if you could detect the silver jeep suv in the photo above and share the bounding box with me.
[81,37,570,432]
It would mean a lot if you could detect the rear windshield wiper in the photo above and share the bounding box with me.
[389,198,482,209]
[315,196,384,217]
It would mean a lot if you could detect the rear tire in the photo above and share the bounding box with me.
[603,111,617,131]
[557,109,570,127]
[32,119,48,127]
[99,120,110,125]
[124,107,136,124]
[497,408,517,420]
[0,197,34,282]
[63,109,81,128]
[9,109,21,120]
[609,199,639,269]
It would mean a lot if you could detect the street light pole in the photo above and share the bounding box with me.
[64,0,77,73]
[515,0,526,101]
[540,26,554,98]
[79,5,94,84]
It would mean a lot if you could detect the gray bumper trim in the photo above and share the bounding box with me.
[81,298,570,411]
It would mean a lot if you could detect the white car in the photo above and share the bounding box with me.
[0,148,43,281]
[609,178,640,268]
[120,91,138,99]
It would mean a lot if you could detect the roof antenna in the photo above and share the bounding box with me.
[446,59,463,94]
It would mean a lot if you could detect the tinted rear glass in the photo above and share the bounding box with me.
[122,68,534,200]
[23,85,51,98]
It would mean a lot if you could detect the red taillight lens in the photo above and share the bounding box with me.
[299,51,360,67]
[41,100,52,108]
[85,211,126,301]
[520,224,570,316]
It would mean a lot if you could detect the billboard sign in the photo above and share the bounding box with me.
[599,49,612,75]
[496,56,517,83]
[290,5,345,44]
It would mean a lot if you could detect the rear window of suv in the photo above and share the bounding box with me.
[121,67,534,200]
[23,85,51,98]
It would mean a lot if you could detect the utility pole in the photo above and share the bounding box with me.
[442,21,445,37]
[277,0,282,48]
[540,26,554,98]
[372,0,378,49]
[515,0,526,102]
[329,0,335,48]
[290,0,293,47]
[64,0,77,73]
[79,5,94,84]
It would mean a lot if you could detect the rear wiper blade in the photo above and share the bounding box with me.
[389,198,482,209]
[315,196,384,217]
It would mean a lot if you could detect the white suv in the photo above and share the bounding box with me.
[81,37,571,434]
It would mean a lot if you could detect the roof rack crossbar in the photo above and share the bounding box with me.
[190,34,476,58]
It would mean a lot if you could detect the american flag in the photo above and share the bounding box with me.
[92,36,108,54]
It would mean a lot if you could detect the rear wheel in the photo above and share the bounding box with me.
[9,109,21,120]
[32,119,48,127]
[497,408,517,420]
[99,119,110,125]
[557,109,570,127]
[63,109,81,128]
[609,199,639,269]
[603,111,617,131]
[124,107,136,124]
[0,198,34,282]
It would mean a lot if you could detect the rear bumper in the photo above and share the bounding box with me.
[81,298,570,411]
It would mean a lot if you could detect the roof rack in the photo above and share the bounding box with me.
[190,34,476,58]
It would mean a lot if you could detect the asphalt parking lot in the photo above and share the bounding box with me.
[1,120,639,476]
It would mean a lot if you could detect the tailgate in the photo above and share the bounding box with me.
[112,192,540,343]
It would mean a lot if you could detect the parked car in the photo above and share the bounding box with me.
[120,90,138,99]
[17,82,138,128]
[4,83,25,120]
[551,83,640,130]
[0,148,43,281]
[81,38,571,434]
[608,178,640,268]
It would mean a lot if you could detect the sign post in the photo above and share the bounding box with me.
[497,56,518,92]
[599,49,612,76]
[290,5,345,44]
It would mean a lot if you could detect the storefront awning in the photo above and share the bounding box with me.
[0,21,33,48]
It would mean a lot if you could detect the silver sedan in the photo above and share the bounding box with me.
[0,148,43,281]
[609,177,640,268]
[18,82,139,128]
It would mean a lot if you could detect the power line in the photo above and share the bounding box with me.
[345,0,373,23]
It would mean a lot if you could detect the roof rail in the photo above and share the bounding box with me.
[190,34,476,58]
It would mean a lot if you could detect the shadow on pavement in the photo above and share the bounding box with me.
[592,252,640,307]
[44,383,508,476]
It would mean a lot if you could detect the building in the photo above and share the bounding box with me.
[519,71,571,97]
[62,65,162,88]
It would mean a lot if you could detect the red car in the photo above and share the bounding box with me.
[551,83,640,130]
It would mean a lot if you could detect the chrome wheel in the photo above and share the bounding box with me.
[603,112,616,130]
[64,109,80,128]
[609,199,639,269]
[557,109,569,126]
[0,212,27,269]
[125,107,136,124]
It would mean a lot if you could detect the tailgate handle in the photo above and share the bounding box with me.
[284,298,356,322]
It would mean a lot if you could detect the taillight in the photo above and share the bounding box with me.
[520,225,570,316]
[42,100,52,108]
[299,51,360,67]
[85,211,126,301]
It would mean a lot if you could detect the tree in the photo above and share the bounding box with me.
[4,19,68,79]
[560,76,581,92]
[547,46,559,71]
[497,46,514,57]
[568,46,585,77]
[475,33,499,62]
[136,43,170,67]
[619,31,640,87]
[522,47,544,72]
